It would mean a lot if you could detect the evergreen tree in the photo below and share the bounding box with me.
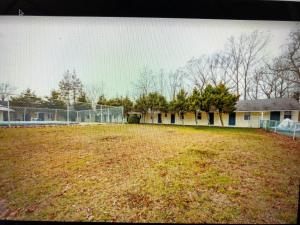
[74,91,92,110]
[169,89,188,125]
[58,70,83,105]
[97,95,108,106]
[45,90,67,109]
[134,94,149,123]
[147,92,168,123]
[213,83,239,126]
[10,88,44,107]
[187,87,202,124]
[200,84,215,125]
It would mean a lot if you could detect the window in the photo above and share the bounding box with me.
[197,112,201,120]
[284,111,292,119]
[244,112,251,120]
[48,113,53,119]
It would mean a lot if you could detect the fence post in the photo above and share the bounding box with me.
[7,96,11,127]
[274,121,277,133]
[89,110,91,122]
[100,105,103,123]
[108,107,110,123]
[23,107,26,121]
[55,109,57,121]
[121,106,124,123]
[67,104,70,125]
[263,120,266,130]
[293,123,296,140]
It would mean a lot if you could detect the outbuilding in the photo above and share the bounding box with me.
[139,98,300,128]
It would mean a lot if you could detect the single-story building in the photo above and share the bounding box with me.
[139,98,300,128]
[0,105,14,121]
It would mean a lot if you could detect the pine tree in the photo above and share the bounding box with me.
[187,87,202,124]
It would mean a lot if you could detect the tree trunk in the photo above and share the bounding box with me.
[255,83,258,99]
[151,111,154,124]
[244,77,247,100]
[219,112,224,127]
[207,112,210,125]
[236,69,239,96]
[195,111,198,125]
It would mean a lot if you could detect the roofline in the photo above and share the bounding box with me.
[140,110,299,114]
[235,110,299,112]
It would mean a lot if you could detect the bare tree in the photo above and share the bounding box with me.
[168,69,185,100]
[185,56,209,93]
[241,31,269,100]
[133,66,156,97]
[249,68,263,100]
[186,52,233,93]
[269,29,300,86]
[226,35,245,97]
[85,81,105,108]
[157,68,166,96]
[258,66,277,99]
[283,28,300,83]
[207,52,233,88]
[0,83,16,101]
[226,31,269,100]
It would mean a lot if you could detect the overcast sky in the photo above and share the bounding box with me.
[0,16,298,98]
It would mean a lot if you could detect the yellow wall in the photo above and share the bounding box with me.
[291,111,299,121]
[235,112,261,128]
[259,111,299,122]
[140,110,299,128]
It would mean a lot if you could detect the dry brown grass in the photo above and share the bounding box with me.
[0,124,299,223]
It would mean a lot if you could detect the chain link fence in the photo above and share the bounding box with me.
[260,119,300,140]
[0,103,124,127]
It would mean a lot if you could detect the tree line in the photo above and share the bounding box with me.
[0,71,238,126]
[133,28,300,101]
[134,84,238,126]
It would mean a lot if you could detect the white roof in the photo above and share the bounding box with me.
[0,105,14,112]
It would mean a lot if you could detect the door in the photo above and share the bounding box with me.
[81,113,85,122]
[3,111,8,121]
[158,113,162,124]
[208,112,214,125]
[171,114,175,124]
[228,112,236,126]
[38,112,45,121]
[270,111,280,121]
[25,113,31,121]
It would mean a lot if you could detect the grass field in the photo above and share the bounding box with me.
[0,124,299,223]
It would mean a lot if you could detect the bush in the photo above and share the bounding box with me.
[127,114,141,124]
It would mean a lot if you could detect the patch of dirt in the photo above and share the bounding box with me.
[264,131,300,151]
[187,148,219,158]
[99,135,124,142]
[0,199,8,217]
[125,192,154,209]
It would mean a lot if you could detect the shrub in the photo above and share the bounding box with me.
[127,114,140,124]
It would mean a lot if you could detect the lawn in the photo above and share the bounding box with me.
[0,124,299,223]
